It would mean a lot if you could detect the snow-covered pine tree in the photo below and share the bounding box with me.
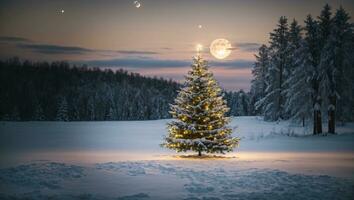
[319,6,353,133]
[350,17,354,122]
[282,19,302,119]
[303,14,323,134]
[283,19,312,126]
[224,91,238,116]
[88,96,95,121]
[106,106,114,120]
[256,16,290,121]
[287,19,302,65]
[56,97,69,121]
[318,4,332,54]
[71,98,80,121]
[251,45,269,114]
[315,4,332,134]
[284,41,313,126]
[162,55,239,156]
[235,90,249,116]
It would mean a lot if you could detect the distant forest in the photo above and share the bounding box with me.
[0,58,250,121]
[250,4,354,133]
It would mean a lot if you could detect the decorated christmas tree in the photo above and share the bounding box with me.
[162,54,239,156]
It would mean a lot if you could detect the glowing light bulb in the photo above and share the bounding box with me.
[196,44,203,53]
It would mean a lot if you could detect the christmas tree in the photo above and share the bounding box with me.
[162,54,239,156]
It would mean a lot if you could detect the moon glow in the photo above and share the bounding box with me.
[134,1,141,8]
[209,39,232,59]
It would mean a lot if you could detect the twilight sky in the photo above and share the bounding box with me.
[0,0,353,91]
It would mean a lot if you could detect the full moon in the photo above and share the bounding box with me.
[134,1,141,8]
[209,39,232,59]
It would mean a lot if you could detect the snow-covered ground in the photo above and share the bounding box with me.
[0,116,353,199]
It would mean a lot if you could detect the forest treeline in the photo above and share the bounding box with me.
[0,58,250,121]
[250,4,354,134]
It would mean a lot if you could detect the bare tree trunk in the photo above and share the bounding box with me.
[313,110,321,134]
[316,110,322,134]
[302,116,305,127]
[198,150,202,157]
[313,105,322,134]
[312,80,322,135]
[328,95,336,134]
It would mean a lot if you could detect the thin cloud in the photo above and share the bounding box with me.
[75,58,254,69]
[210,60,254,69]
[17,44,93,55]
[2,35,159,55]
[115,50,159,55]
[161,47,172,50]
[0,36,32,43]
[78,58,190,68]
[18,43,160,55]
[234,42,262,52]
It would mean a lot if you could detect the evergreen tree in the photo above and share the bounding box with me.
[320,6,352,132]
[162,55,239,156]
[248,4,354,128]
[106,106,115,120]
[56,97,69,121]
[226,91,239,116]
[251,45,269,114]
[283,19,312,126]
[350,18,354,122]
[318,4,332,52]
[257,16,290,121]
[303,15,323,134]
[282,20,302,119]
[288,19,302,56]
[284,40,312,126]
[312,4,332,133]
[71,98,81,121]
[236,90,249,116]
[88,96,95,121]
[0,59,183,121]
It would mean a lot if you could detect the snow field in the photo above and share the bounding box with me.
[0,117,353,199]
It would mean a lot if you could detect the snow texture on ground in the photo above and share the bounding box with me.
[0,161,353,200]
[1,116,353,154]
[0,117,354,199]
[0,162,85,189]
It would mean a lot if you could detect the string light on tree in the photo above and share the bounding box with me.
[196,44,203,54]
[161,51,239,156]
